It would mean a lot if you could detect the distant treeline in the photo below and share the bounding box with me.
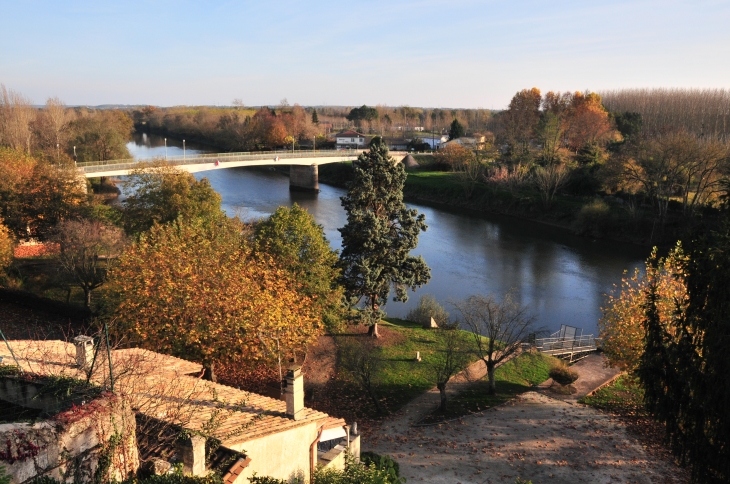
[0,84,133,162]
[600,88,730,140]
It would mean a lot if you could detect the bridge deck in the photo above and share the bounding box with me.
[535,335,598,361]
[77,149,408,178]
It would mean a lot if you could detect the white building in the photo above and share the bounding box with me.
[421,135,449,149]
[335,130,366,149]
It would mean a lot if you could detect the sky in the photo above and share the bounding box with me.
[1,0,728,109]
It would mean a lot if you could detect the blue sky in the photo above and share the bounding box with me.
[1,0,728,108]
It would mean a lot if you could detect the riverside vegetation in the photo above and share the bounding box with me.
[3,83,730,482]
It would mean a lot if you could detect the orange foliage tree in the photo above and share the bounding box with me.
[598,242,688,372]
[109,218,321,382]
[563,92,614,151]
[433,143,475,170]
[0,217,13,274]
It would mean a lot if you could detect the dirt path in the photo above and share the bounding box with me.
[365,352,686,483]
[368,391,685,484]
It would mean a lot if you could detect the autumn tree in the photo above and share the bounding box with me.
[110,218,321,382]
[69,110,133,162]
[254,203,344,332]
[122,162,223,234]
[453,293,537,394]
[337,137,431,337]
[54,218,128,309]
[502,88,542,157]
[0,84,35,153]
[599,243,688,372]
[433,143,474,171]
[0,217,13,276]
[563,92,614,152]
[0,148,86,239]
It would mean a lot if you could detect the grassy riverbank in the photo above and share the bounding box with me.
[319,158,691,247]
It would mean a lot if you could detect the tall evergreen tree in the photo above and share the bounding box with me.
[337,137,431,337]
[311,109,319,125]
[448,119,465,140]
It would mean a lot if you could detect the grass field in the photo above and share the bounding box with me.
[421,351,558,423]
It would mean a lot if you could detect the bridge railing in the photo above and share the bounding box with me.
[76,149,364,173]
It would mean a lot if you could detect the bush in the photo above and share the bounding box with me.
[313,452,403,484]
[0,218,13,275]
[406,294,449,327]
[573,198,614,238]
[549,364,578,385]
[360,452,400,477]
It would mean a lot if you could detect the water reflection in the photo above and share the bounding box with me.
[126,133,647,335]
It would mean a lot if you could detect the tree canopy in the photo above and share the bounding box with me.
[346,105,379,125]
[122,162,224,234]
[448,119,465,140]
[337,137,431,336]
[254,203,344,332]
[110,218,321,381]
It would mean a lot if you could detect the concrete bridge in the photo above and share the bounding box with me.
[76,149,407,191]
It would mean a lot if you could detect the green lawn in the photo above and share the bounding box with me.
[373,318,479,414]
[421,351,558,424]
[579,374,644,414]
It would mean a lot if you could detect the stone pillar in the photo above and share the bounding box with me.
[285,365,305,420]
[289,164,319,192]
[178,435,206,476]
[73,335,95,369]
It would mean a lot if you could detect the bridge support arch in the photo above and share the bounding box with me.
[289,164,320,192]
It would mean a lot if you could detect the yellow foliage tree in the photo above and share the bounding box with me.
[109,218,321,382]
[599,242,688,372]
[0,217,14,274]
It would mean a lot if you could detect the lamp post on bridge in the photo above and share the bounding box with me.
[164,138,168,160]
[183,139,186,161]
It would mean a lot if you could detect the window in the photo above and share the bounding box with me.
[351,138,354,142]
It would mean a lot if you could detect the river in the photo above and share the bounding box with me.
[127,133,647,336]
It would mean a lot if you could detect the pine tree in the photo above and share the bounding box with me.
[311,109,319,125]
[337,137,431,337]
[448,119,465,140]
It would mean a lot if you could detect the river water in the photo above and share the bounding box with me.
[127,133,647,335]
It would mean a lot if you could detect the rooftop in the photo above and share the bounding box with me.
[0,340,344,448]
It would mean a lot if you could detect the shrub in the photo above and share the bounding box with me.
[0,218,13,274]
[406,294,449,327]
[549,364,578,385]
[573,198,613,238]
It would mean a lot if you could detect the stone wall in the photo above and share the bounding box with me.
[0,395,138,483]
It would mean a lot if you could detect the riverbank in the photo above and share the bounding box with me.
[318,160,691,248]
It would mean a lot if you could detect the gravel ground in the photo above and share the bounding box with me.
[368,391,687,484]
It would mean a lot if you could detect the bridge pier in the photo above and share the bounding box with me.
[289,164,320,192]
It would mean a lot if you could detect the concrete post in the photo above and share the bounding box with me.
[73,335,95,369]
[285,365,305,420]
[289,164,320,192]
[178,434,206,476]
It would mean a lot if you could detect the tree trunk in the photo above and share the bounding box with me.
[84,288,91,309]
[487,363,496,395]
[204,361,217,383]
[367,387,382,413]
[368,323,380,338]
[438,383,448,412]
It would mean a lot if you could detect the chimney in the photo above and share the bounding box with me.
[178,434,206,476]
[285,365,304,420]
[73,335,95,369]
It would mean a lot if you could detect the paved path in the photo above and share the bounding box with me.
[368,391,684,484]
[536,353,622,403]
[364,352,685,483]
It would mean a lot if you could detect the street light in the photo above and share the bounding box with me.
[164,138,168,160]
[183,140,186,161]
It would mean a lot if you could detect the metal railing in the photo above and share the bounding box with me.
[535,335,597,355]
[76,149,365,173]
